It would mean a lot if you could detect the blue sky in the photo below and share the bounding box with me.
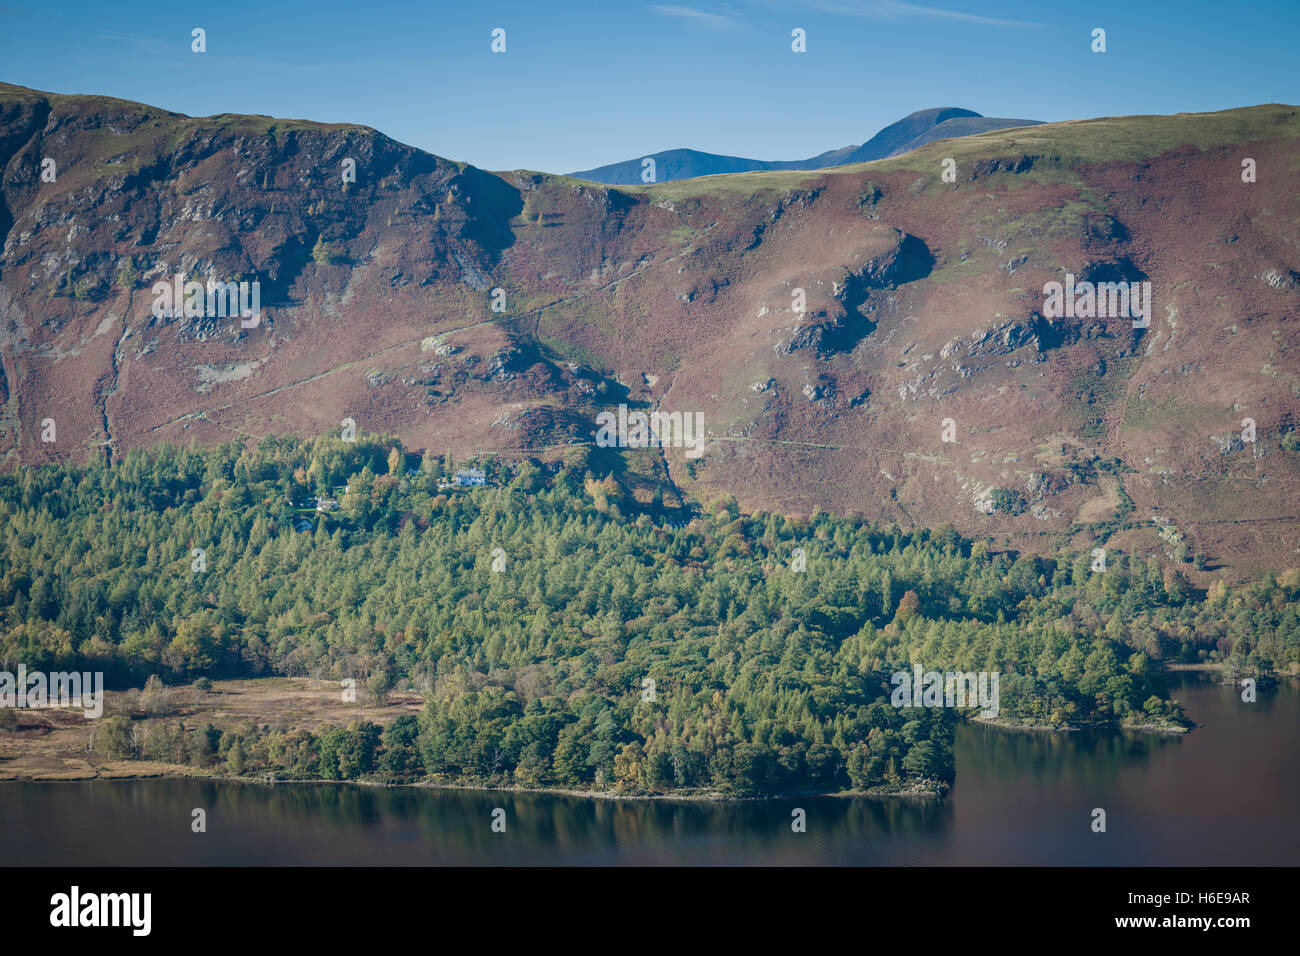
[1,1,1296,173]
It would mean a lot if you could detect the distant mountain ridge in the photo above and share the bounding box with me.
[568,107,1043,184]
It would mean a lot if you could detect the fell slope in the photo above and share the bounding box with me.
[1,81,1297,574]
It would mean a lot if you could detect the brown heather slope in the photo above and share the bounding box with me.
[1,82,1298,575]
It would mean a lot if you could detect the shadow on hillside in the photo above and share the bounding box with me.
[454,167,524,260]
[893,233,935,284]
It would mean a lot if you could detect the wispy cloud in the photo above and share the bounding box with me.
[650,5,742,29]
[97,32,170,54]
[790,1,1041,29]
[94,34,332,76]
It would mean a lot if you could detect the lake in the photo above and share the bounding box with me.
[4,674,1296,865]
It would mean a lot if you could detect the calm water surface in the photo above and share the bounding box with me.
[3,675,1296,865]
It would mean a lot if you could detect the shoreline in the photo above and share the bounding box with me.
[971,715,1192,735]
[0,762,947,800]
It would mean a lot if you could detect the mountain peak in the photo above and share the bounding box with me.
[568,107,1040,184]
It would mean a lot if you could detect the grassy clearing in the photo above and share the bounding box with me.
[0,678,418,782]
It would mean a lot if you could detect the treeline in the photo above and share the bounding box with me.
[2,434,1297,795]
[89,696,955,796]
